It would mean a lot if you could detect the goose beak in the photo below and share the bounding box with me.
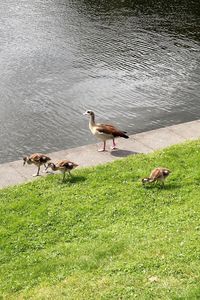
[83,111,88,116]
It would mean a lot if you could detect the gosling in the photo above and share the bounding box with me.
[142,167,171,187]
[46,160,79,182]
[23,153,51,177]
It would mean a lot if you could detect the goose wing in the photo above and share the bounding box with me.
[96,124,128,138]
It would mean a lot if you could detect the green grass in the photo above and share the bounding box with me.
[1,140,200,299]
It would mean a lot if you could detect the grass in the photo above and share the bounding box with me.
[1,140,200,299]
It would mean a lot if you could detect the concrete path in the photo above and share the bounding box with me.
[1,120,200,189]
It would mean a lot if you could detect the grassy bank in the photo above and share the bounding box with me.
[1,140,200,299]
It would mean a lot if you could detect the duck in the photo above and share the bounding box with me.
[83,110,129,151]
[142,167,171,186]
[46,160,79,182]
[23,153,51,177]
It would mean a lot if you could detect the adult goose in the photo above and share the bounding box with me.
[23,153,51,177]
[46,160,78,182]
[83,110,129,151]
[142,167,171,186]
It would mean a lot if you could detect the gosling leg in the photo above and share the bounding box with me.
[33,165,40,177]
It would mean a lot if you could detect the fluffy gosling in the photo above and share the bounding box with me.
[46,160,78,182]
[142,167,171,187]
[23,153,51,177]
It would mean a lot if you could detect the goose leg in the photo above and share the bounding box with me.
[111,139,117,150]
[98,141,106,152]
[33,165,40,177]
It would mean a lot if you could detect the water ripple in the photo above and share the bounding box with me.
[0,0,199,163]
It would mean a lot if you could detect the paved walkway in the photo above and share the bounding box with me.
[1,120,200,189]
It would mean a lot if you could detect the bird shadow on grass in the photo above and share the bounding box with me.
[60,175,86,185]
[143,183,181,190]
[162,183,182,190]
[110,149,139,158]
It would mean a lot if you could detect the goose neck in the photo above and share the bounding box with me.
[89,114,95,127]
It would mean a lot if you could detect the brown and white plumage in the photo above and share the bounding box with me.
[46,160,78,181]
[23,153,51,176]
[83,110,129,151]
[142,167,171,186]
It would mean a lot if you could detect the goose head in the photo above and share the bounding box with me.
[83,110,95,117]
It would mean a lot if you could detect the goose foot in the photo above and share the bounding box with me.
[98,149,106,152]
[111,139,117,150]
[33,174,40,177]
[111,146,118,150]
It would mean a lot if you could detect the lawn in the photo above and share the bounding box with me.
[0,140,200,299]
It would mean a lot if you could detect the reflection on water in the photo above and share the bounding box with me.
[0,0,199,163]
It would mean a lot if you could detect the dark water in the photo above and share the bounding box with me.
[0,0,200,163]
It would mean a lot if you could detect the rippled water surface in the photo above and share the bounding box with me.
[0,0,200,163]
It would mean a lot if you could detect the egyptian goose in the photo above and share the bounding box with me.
[142,167,171,186]
[46,160,78,182]
[23,153,51,177]
[83,110,129,151]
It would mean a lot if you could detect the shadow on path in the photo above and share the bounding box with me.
[110,149,139,158]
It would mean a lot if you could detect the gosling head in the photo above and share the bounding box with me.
[46,162,56,171]
[142,177,150,184]
[23,156,31,166]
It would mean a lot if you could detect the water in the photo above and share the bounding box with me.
[0,0,200,164]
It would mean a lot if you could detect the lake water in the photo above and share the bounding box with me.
[0,0,200,163]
